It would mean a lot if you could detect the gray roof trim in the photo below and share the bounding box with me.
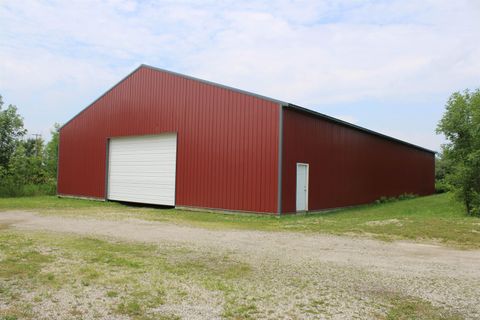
[286,104,436,154]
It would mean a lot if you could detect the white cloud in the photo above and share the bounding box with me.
[188,3,480,106]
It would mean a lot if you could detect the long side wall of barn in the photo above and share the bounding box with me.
[281,108,435,213]
[58,67,280,213]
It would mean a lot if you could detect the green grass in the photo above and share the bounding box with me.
[0,196,120,210]
[0,230,254,319]
[0,233,52,279]
[0,193,479,248]
[383,296,462,320]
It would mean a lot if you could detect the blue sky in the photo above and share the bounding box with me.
[1,0,479,151]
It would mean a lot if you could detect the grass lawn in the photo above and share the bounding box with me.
[0,193,479,248]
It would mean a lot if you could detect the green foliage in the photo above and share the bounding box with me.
[437,89,480,216]
[0,183,56,198]
[435,154,451,193]
[44,123,60,180]
[0,138,55,197]
[10,142,47,185]
[0,95,27,168]
[0,95,59,197]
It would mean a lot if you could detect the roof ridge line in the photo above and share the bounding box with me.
[140,64,288,106]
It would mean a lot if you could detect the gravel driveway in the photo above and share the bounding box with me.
[1,211,480,319]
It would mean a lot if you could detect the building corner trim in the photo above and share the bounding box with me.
[104,138,110,200]
[277,103,284,215]
[56,134,60,196]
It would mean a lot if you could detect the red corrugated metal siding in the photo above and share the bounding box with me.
[58,67,279,213]
[281,109,435,213]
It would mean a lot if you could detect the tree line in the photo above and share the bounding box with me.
[0,95,58,196]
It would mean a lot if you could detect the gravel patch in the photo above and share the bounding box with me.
[364,218,403,226]
[1,210,479,319]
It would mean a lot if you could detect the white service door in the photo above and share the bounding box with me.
[107,133,177,206]
[296,163,309,211]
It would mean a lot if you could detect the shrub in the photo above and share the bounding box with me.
[375,193,417,204]
[0,179,56,197]
[435,180,451,194]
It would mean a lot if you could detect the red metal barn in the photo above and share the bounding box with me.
[58,65,435,214]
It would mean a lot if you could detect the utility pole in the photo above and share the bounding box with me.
[32,133,42,157]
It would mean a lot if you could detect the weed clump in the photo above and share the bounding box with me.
[375,193,417,204]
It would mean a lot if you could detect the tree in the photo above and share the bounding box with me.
[434,153,451,193]
[436,89,480,216]
[44,123,60,180]
[24,136,44,157]
[0,95,59,197]
[0,95,27,168]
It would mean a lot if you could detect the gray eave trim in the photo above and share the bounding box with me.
[286,104,436,154]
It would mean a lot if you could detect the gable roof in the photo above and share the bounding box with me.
[61,64,435,154]
[59,64,286,130]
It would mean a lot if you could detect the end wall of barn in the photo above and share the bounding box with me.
[57,66,280,213]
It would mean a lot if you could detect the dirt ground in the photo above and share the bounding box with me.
[1,210,480,319]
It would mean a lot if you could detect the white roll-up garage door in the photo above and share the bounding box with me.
[107,133,177,206]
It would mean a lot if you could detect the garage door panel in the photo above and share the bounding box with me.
[107,133,177,206]
[109,139,176,147]
[110,146,176,153]
[109,164,176,170]
[109,151,175,157]
[110,157,174,163]
[108,176,175,183]
[108,189,174,198]
[109,169,176,175]
[109,185,175,191]
[107,194,174,204]
[108,181,175,188]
